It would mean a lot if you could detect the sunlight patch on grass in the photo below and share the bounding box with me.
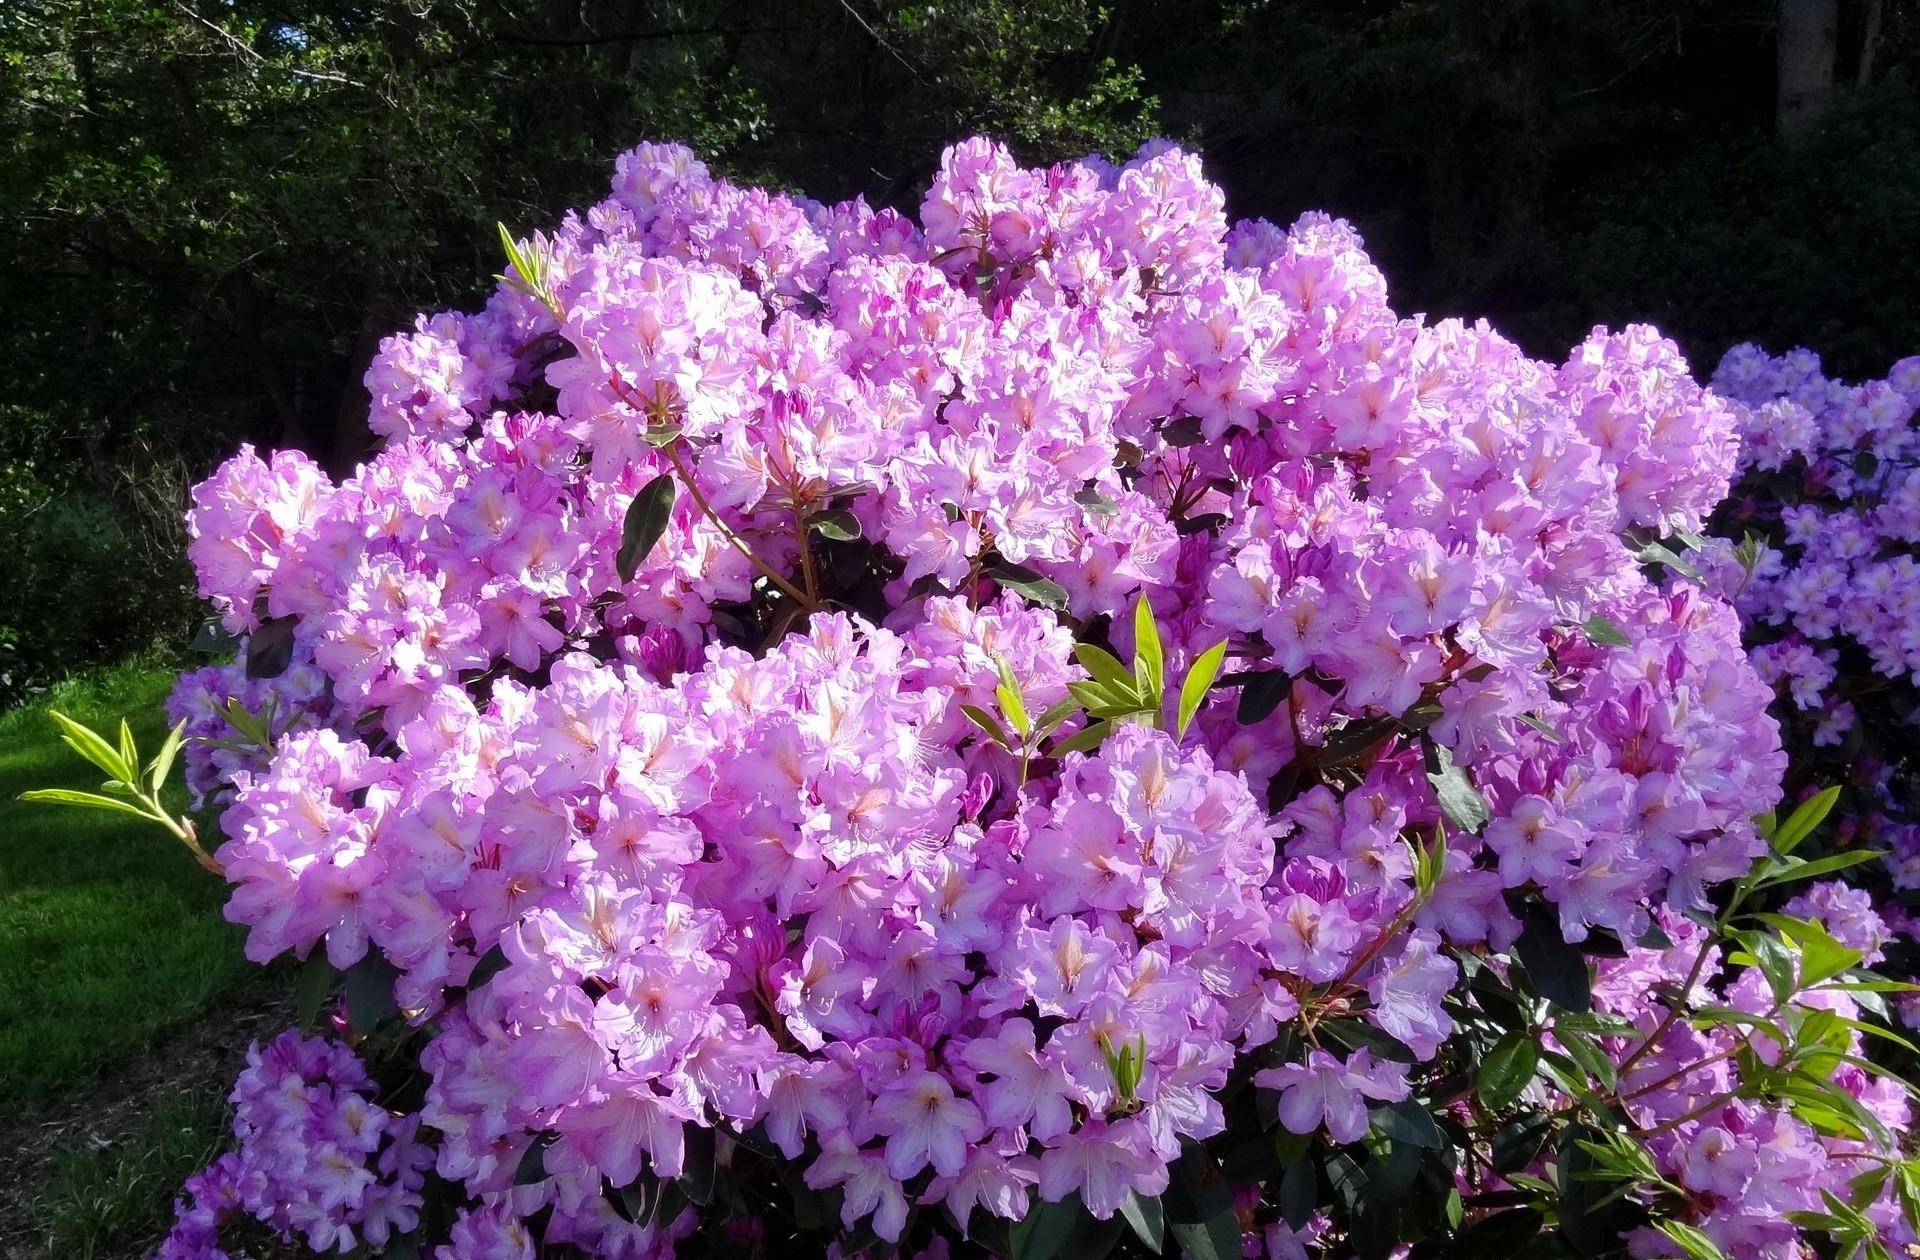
[0,656,249,1101]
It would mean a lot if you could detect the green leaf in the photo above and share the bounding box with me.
[617,474,677,583]
[1477,1030,1540,1110]
[1075,483,1121,515]
[1768,785,1843,855]
[1732,927,1799,1006]
[1490,1111,1553,1175]
[1034,697,1082,737]
[1010,1192,1088,1260]
[1234,670,1290,724]
[1582,615,1631,648]
[603,1176,645,1225]
[1278,1155,1316,1229]
[1513,904,1592,1013]
[1761,914,1865,987]
[515,1132,557,1185]
[1165,1141,1238,1260]
[1422,737,1489,834]
[1895,1162,1920,1234]
[1176,640,1228,739]
[190,620,239,654]
[147,718,188,794]
[220,697,270,747]
[296,954,337,1031]
[467,943,511,991]
[1410,820,1448,899]
[1518,711,1565,741]
[1159,416,1205,446]
[1636,539,1705,583]
[961,704,1015,751]
[244,615,298,679]
[1554,1027,1619,1092]
[1073,644,1140,697]
[988,560,1069,610]
[116,719,139,783]
[1553,1011,1639,1036]
[1755,849,1884,890]
[679,1123,716,1205]
[1067,679,1134,716]
[1132,596,1164,705]
[1371,1098,1443,1149]
[1118,1191,1164,1252]
[1167,1205,1239,1260]
[497,222,529,278]
[995,657,1032,738]
[1051,719,1114,758]
[17,788,153,820]
[343,952,400,1035]
[809,508,862,541]
[46,710,133,782]
[1800,932,1866,989]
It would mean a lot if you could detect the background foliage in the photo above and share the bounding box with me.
[3,0,1917,703]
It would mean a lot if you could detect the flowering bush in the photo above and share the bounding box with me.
[29,139,1920,1259]
[1704,345,1920,1020]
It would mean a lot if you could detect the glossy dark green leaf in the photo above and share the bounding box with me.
[343,951,400,1035]
[988,560,1070,610]
[1514,903,1592,1014]
[1491,1111,1554,1175]
[296,953,338,1031]
[244,615,299,679]
[190,619,239,654]
[1372,1098,1443,1149]
[1010,1192,1089,1260]
[466,943,511,991]
[1165,1139,1238,1260]
[1235,670,1291,724]
[1477,1030,1540,1110]
[678,1122,716,1205]
[1168,1211,1240,1260]
[1279,1155,1316,1230]
[1581,615,1631,648]
[1119,1190,1164,1252]
[617,474,676,583]
[809,508,862,541]
[515,1132,557,1185]
[604,1176,645,1224]
[1422,736,1490,834]
[1557,1028,1620,1092]
[1161,416,1205,446]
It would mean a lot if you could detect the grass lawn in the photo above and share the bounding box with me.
[0,656,251,1102]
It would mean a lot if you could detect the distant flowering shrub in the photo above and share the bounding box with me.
[31,138,1918,1258]
[1704,346,1920,1008]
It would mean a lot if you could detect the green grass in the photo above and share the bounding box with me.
[31,1089,231,1259]
[0,655,250,1101]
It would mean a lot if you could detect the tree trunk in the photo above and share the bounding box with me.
[1777,0,1838,140]
[1859,0,1884,86]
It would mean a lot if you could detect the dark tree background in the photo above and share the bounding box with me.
[2,0,1916,700]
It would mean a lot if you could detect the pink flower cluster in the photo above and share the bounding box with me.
[159,137,1815,1256]
[157,1031,429,1259]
